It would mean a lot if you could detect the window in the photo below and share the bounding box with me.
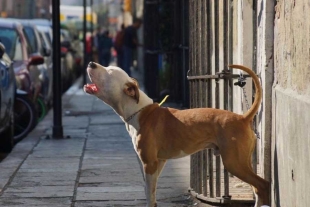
[23,27,37,54]
[0,27,18,60]
[13,36,23,61]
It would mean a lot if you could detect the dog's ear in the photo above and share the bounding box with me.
[131,78,139,88]
[124,81,140,103]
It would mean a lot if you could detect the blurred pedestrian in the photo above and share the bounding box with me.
[122,18,143,76]
[85,32,93,64]
[98,30,113,66]
[114,24,125,69]
[93,27,101,62]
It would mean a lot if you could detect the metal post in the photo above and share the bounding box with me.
[52,0,63,139]
[90,0,93,61]
[223,0,231,202]
[214,0,221,198]
[206,0,213,198]
[83,0,87,85]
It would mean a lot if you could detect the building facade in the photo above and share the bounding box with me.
[0,0,51,19]
[272,0,310,206]
[184,0,310,206]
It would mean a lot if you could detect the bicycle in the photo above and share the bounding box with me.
[14,90,38,143]
[36,95,47,123]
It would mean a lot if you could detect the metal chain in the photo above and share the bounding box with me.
[239,76,261,139]
[241,86,251,111]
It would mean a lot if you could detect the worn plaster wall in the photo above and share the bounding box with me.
[237,0,275,182]
[235,0,253,115]
[272,0,310,206]
[256,0,274,183]
[234,1,274,180]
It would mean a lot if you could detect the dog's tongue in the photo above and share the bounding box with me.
[86,84,98,92]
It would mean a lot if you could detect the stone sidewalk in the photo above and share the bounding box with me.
[0,75,208,207]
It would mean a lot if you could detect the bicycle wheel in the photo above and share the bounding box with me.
[36,96,47,122]
[14,94,38,143]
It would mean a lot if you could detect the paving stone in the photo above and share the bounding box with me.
[9,174,76,187]
[78,181,144,188]
[86,142,133,150]
[2,186,74,198]
[79,175,144,184]
[21,157,81,165]
[14,171,78,179]
[81,162,140,170]
[83,151,137,158]
[157,182,190,190]
[76,186,145,201]
[92,100,112,111]
[0,179,10,192]
[20,162,80,170]
[75,200,146,207]
[90,114,123,125]
[88,125,129,138]
[80,168,142,178]
[0,197,71,207]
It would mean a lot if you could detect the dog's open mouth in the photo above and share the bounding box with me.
[84,83,98,94]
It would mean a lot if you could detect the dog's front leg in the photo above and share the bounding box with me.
[145,173,158,207]
[143,160,166,207]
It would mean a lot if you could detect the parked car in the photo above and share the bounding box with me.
[33,20,72,93]
[28,19,52,43]
[0,19,43,99]
[28,19,52,28]
[17,20,52,106]
[0,42,15,152]
[36,27,53,107]
[0,19,44,141]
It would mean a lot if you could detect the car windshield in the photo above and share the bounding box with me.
[36,25,52,46]
[0,27,23,61]
[23,27,38,53]
[45,32,52,46]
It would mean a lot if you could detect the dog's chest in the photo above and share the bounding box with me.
[125,123,140,152]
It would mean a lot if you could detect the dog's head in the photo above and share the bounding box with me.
[83,62,140,106]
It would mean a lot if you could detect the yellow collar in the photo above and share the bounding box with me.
[159,95,169,106]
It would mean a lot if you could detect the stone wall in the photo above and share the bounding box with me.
[272,0,310,206]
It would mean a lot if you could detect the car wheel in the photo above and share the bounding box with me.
[0,110,14,153]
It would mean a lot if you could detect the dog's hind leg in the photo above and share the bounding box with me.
[220,143,270,207]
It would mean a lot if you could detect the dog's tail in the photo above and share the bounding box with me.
[228,65,262,121]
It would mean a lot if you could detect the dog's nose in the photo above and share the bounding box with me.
[88,62,97,69]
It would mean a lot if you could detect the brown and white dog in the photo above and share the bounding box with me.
[83,62,270,207]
